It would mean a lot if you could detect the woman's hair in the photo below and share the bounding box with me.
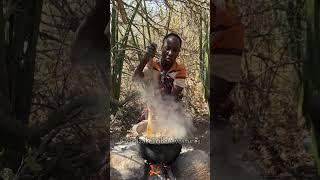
[163,32,182,47]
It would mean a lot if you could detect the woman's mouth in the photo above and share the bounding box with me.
[165,57,172,61]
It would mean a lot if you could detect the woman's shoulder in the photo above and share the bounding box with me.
[174,62,187,79]
[146,57,161,71]
[176,62,186,71]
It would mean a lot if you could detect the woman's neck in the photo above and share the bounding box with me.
[160,59,171,72]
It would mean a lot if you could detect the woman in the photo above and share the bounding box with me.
[133,32,187,121]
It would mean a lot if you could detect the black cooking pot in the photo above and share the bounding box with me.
[137,136,182,165]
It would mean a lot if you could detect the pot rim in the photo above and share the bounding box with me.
[137,135,183,145]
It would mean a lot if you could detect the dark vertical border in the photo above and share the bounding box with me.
[209,1,215,179]
[107,0,111,179]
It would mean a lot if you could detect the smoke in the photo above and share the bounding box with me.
[138,83,194,139]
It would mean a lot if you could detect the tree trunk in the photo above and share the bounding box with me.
[0,0,43,170]
[287,0,303,83]
[304,0,320,175]
[69,0,110,176]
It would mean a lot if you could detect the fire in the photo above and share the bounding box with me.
[146,107,166,138]
[149,164,161,175]
[145,107,177,138]
[146,116,172,138]
[146,108,154,137]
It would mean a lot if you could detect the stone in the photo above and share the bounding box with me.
[172,150,210,180]
[110,144,145,180]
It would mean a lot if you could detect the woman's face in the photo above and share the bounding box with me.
[161,36,181,69]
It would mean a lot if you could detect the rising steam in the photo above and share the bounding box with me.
[139,82,193,139]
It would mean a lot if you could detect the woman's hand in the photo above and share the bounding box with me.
[145,43,157,59]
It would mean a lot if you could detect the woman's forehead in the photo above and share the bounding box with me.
[163,36,181,46]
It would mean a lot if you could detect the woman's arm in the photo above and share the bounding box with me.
[172,86,184,101]
[133,43,157,80]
